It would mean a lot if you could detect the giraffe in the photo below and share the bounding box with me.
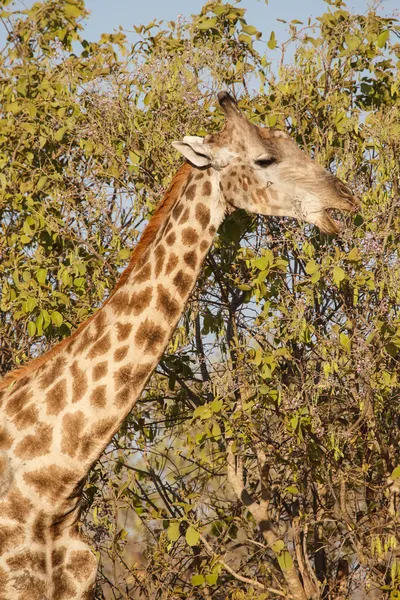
[0,92,359,599]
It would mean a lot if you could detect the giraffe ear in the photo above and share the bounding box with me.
[172,136,213,168]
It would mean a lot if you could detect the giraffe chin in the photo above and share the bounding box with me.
[315,211,342,234]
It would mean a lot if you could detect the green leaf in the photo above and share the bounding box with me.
[167,521,180,542]
[333,266,346,285]
[272,540,285,553]
[277,550,293,571]
[205,573,218,585]
[197,18,217,30]
[55,127,67,141]
[191,574,205,586]
[36,268,47,284]
[377,30,389,48]
[305,260,319,275]
[241,24,259,36]
[36,176,48,191]
[27,322,36,336]
[186,525,200,546]
[118,248,131,260]
[51,311,63,327]
[391,466,400,481]
[267,31,276,49]
[64,3,82,18]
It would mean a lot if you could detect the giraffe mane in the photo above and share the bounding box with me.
[0,162,193,391]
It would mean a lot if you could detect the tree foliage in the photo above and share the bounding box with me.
[1,0,400,598]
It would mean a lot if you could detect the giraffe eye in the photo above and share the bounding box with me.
[254,156,276,168]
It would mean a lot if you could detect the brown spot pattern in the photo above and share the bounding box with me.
[172,202,183,220]
[173,270,193,297]
[66,550,97,583]
[166,232,176,246]
[38,357,66,390]
[90,386,107,409]
[12,405,39,430]
[135,319,166,353]
[15,423,53,459]
[61,411,86,457]
[0,489,32,523]
[114,345,129,362]
[92,361,108,382]
[87,332,111,359]
[52,569,77,600]
[114,363,152,407]
[52,547,67,568]
[110,291,130,316]
[157,285,180,323]
[24,465,77,502]
[116,322,133,341]
[182,228,199,246]
[165,253,179,275]
[70,361,88,403]
[184,250,197,270]
[195,203,211,229]
[133,262,151,284]
[185,184,196,200]
[202,181,212,196]
[6,389,33,417]
[45,379,67,416]
[179,207,190,225]
[155,245,166,277]
[200,240,209,253]
[129,286,151,315]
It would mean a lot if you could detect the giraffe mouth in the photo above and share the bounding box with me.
[319,199,360,234]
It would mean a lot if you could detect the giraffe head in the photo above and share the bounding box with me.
[172,92,359,233]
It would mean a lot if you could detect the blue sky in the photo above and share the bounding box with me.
[82,0,399,49]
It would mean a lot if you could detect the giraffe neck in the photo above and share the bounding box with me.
[0,165,225,599]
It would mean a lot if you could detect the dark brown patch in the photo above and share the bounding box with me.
[166,232,176,246]
[52,569,77,600]
[110,291,130,316]
[6,389,33,417]
[45,379,67,416]
[90,386,107,409]
[200,240,209,253]
[91,417,115,441]
[12,405,39,430]
[70,361,88,403]
[32,512,47,544]
[114,346,129,362]
[135,319,166,353]
[172,202,184,220]
[72,327,94,357]
[6,550,46,573]
[185,184,196,200]
[87,332,111,359]
[114,364,152,408]
[0,524,24,556]
[179,207,190,225]
[227,181,232,190]
[231,170,237,177]
[184,250,197,270]
[38,357,66,390]
[173,270,193,298]
[155,245,166,277]
[24,465,77,502]
[202,181,212,196]
[165,222,173,234]
[165,253,179,275]
[182,228,199,246]
[116,322,133,341]
[195,203,211,229]
[0,489,32,523]
[66,550,97,583]
[133,263,151,284]
[209,225,217,236]
[92,361,108,382]
[129,286,152,315]
[195,172,204,180]
[52,547,67,568]
[15,423,53,459]
[61,412,86,457]
[157,284,180,323]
